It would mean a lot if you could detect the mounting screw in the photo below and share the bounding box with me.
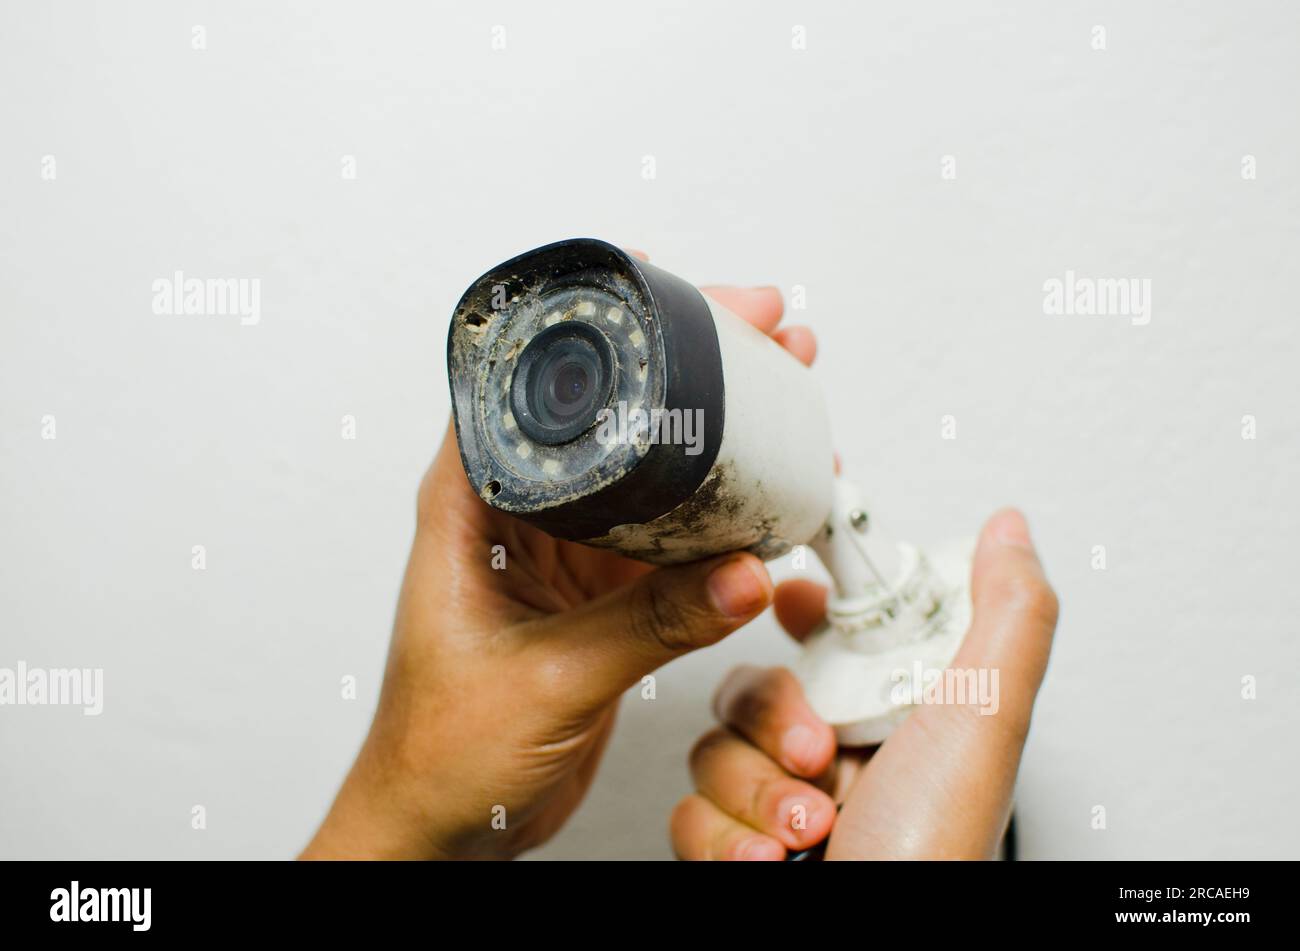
[849,509,869,532]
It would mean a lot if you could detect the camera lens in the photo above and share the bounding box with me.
[511,321,616,445]
[547,361,590,412]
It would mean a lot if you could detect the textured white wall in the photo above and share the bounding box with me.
[1,0,1297,860]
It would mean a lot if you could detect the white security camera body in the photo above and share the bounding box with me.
[447,239,971,744]
[583,293,835,565]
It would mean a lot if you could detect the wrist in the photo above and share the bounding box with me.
[300,741,457,861]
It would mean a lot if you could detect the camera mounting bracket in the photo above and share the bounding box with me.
[794,474,974,746]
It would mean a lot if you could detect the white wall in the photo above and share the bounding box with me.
[1,0,1296,860]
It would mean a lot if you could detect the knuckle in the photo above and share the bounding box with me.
[747,773,781,827]
[991,572,1059,628]
[726,683,769,732]
[1024,581,1060,628]
[629,578,695,654]
[765,665,800,698]
[688,728,731,775]
[723,667,789,732]
[711,664,761,722]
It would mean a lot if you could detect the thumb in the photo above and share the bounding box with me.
[535,553,773,712]
[951,506,1060,723]
[826,508,1059,860]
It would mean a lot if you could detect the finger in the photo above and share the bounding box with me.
[689,728,836,850]
[699,286,783,335]
[955,508,1059,710]
[771,326,817,366]
[831,748,875,803]
[712,666,835,777]
[530,553,773,712]
[773,579,828,643]
[670,794,786,861]
[625,249,649,261]
[827,509,1059,860]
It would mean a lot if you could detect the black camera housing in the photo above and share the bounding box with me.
[446,239,725,541]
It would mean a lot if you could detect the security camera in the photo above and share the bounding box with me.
[447,238,833,563]
[447,238,972,745]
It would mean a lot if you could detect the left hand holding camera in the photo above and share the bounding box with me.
[302,282,815,860]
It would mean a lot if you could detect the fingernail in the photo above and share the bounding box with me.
[735,837,783,861]
[707,557,770,618]
[781,724,821,774]
[992,508,1032,548]
[778,796,824,839]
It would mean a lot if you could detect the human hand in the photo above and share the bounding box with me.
[302,268,818,859]
[669,508,1059,860]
